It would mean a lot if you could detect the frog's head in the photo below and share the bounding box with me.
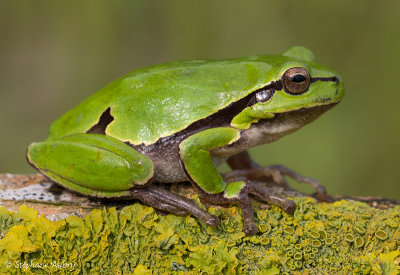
[231,46,344,135]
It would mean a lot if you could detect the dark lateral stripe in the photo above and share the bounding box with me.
[311,76,339,83]
[87,107,114,135]
[132,75,339,150]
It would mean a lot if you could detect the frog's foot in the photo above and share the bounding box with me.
[224,164,327,195]
[195,181,296,235]
[129,184,220,226]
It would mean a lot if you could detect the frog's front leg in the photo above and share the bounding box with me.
[27,133,218,225]
[227,151,327,195]
[179,128,296,235]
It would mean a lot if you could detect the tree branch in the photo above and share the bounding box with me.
[0,174,399,274]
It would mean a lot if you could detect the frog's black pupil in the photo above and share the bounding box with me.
[291,74,306,83]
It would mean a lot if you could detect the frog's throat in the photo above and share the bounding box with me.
[211,103,338,156]
[256,103,338,136]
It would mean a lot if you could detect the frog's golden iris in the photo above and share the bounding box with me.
[282,67,311,94]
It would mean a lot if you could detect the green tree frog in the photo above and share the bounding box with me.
[27,46,344,235]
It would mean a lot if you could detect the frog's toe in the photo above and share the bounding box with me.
[205,215,220,227]
[282,199,297,214]
[314,184,327,195]
[267,164,327,195]
[224,164,327,195]
[244,223,258,236]
[237,194,258,235]
[247,181,296,214]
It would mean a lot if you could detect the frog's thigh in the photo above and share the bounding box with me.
[179,127,240,194]
[27,133,154,198]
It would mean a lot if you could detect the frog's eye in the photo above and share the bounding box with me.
[281,67,311,95]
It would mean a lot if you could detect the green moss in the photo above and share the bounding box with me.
[0,198,399,274]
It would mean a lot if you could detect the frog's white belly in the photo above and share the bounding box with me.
[152,157,187,183]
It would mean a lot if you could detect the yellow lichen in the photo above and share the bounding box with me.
[0,198,398,274]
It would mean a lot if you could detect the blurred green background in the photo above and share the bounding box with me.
[1,1,399,198]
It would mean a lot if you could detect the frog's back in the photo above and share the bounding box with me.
[48,56,280,145]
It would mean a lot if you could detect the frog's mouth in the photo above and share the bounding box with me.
[273,102,338,120]
[255,102,339,137]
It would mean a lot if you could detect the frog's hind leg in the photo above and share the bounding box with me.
[27,133,155,198]
[129,184,220,226]
[226,151,327,195]
[28,133,220,226]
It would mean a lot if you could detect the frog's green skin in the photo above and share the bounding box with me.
[27,47,344,235]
